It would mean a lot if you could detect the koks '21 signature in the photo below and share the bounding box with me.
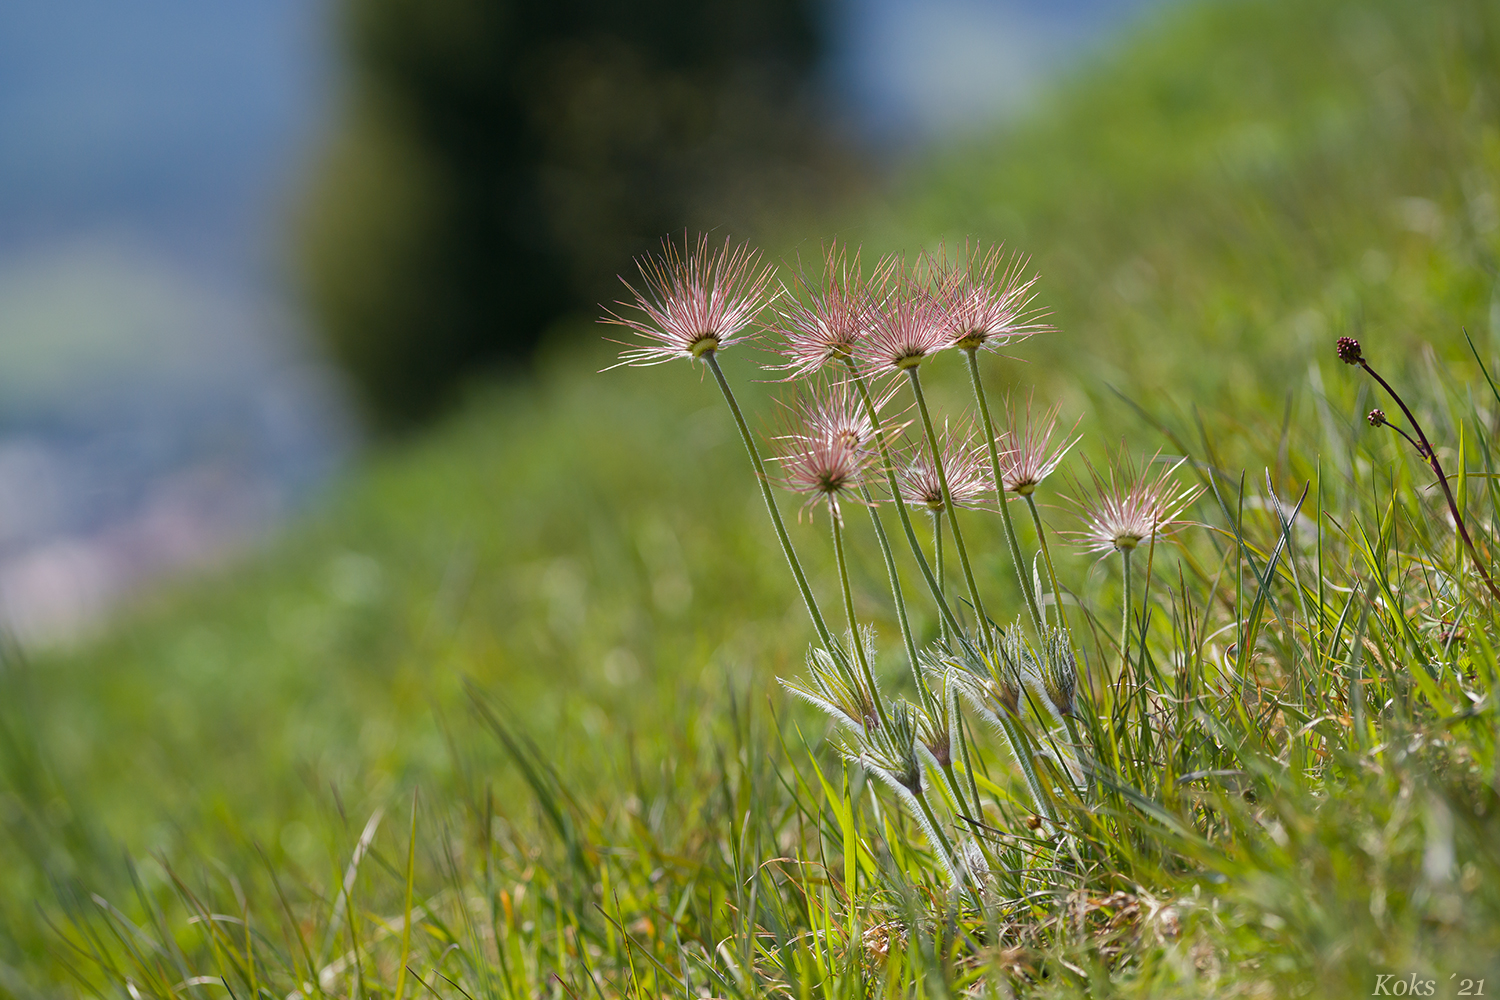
[1373,975,1486,996]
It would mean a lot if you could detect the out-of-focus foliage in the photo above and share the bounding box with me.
[302,0,844,429]
[881,0,1500,426]
[8,0,1500,994]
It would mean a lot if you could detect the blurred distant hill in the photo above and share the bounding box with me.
[299,0,851,430]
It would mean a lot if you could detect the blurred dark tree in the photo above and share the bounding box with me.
[301,0,842,430]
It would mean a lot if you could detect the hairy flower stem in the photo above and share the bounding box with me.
[940,759,972,818]
[996,711,1056,824]
[910,785,960,879]
[1024,493,1067,634]
[842,360,967,640]
[1360,358,1500,603]
[831,510,891,731]
[1120,546,1134,683]
[906,367,989,630]
[963,349,1046,637]
[956,711,985,831]
[931,512,951,646]
[932,512,945,596]
[706,353,838,653]
[861,486,926,704]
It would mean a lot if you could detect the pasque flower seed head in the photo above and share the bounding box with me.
[855,259,949,373]
[896,418,994,511]
[768,243,887,379]
[775,386,878,521]
[602,232,774,367]
[994,394,1080,496]
[1071,450,1200,554]
[930,243,1049,353]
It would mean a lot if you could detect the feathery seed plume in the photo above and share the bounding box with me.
[602,233,773,367]
[1070,450,1200,554]
[995,394,1080,496]
[896,419,994,510]
[768,243,887,379]
[774,386,878,521]
[855,259,948,373]
[800,380,883,453]
[931,243,1049,352]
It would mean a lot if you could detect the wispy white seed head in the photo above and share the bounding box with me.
[994,394,1080,496]
[930,242,1050,353]
[602,232,774,368]
[774,385,880,521]
[854,258,949,373]
[767,243,888,379]
[1069,450,1200,554]
[896,418,994,511]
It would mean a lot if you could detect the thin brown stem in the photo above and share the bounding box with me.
[1361,359,1500,602]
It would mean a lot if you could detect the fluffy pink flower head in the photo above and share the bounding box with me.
[774,387,879,521]
[768,244,889,379]
[1069,450,1201,554]
[854,258,948,373]
[995,394,1080,496]
[799,380,882,452]
[896,420,994,511]
[602,233,773,367]
[931,242,1049,353]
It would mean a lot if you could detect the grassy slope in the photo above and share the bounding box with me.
[4,0,1500,993]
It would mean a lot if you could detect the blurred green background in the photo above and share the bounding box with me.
[4,0,1500,991]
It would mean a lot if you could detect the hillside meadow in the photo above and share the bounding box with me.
[3,0,1500,995]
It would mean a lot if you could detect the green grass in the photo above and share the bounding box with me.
[4,0,1500,995]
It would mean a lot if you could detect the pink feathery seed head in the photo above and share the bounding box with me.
[600,232,774,368]
[773,387,878,521]
[798,380,880,452]
[1068,449,1201,555]
[995,393,1081,496]
[767,242,887,379]
[854,256,948,373]
[931,241,1050,353]
[896,419,994,511]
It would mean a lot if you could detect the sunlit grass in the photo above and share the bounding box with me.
[4,0,1500,994]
